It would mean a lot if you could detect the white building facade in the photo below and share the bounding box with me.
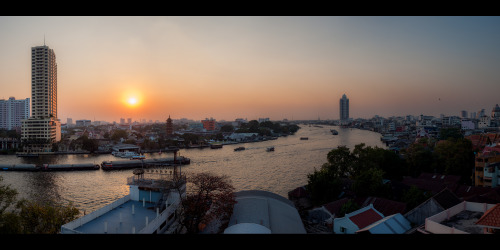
[0,97,30,130]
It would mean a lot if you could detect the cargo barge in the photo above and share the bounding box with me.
[101,156,190,170]
[0,163,100,171]
[0,157,190,171]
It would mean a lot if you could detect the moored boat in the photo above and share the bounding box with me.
[266,146,275,152]
[331,129,338,135]
[234,147,245,151]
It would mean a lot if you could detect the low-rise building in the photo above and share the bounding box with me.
[333,204,384,234]
[418,201,496,234]
[474,146,500,187]
[223,190,306,234]
[61,166,185,234]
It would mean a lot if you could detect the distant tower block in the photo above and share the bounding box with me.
[339,94,349,124]
[166,115,173,137]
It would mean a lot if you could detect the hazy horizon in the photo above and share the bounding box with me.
[1,16,500,123]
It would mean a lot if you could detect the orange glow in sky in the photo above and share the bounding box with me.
[2,16,500,123]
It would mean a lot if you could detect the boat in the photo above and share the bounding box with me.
[210,143,223,149]
[266,146,275,152]
[131,155,146,160]
[113,151,140,158]
[234,147,245,151]
[331,129,338,135]
[300,137,308,140]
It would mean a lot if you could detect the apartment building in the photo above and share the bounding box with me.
[474,146,500,187]
[0,97,30,130]
[21,44,61,153]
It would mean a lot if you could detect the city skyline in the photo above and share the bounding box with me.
[1,16,500,123]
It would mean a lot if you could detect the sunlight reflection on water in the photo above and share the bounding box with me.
[0,125,386,214]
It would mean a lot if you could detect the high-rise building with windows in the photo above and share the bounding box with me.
[21,44,61,153]
[0,97,30,130]
[339,94,349,123]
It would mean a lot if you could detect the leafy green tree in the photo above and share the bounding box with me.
[220,124,234,132]
[0,176,20,233]
[352,168,391,198]
[404,141,435,177]
[306,168,343,206]
[0,177,79,234]
[77,135,99,153]
[401,185,432,211]
[338,199,360,217]
[323,145,357,178]
[111,129,128,142]
[440,127,463,140]
[433,138,474,184]
[353,144,407,181]
[17,199,79,234]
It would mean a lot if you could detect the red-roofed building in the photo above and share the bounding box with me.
[333,204,384,234]
[353,196,407,216]
[475,203,500,234]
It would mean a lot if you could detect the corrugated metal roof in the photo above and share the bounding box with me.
[356,213,411,234]
[225,190,306,234]
[349,207,383,229]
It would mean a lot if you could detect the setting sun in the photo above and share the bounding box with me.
[128,97,137,105]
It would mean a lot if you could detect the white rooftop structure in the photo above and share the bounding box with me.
[224,190,306,234]
[61,166,185,234]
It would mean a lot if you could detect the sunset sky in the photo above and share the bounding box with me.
[1,16,500,123]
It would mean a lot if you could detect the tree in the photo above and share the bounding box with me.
[338,199,360,217]
[0,176,20,233]
[220,124,234,133]
[323,145,357,178]
[111,129,128,142]
[404,141,435,177]
[352,168,391,198]
[440,127,463,140]
[17,199,79,234]
[433,138,475,184]
[352,143,407,181]
[306,168,343,206]
[401,185,432,211]
[0,176,79,234]
[178,172,236,234]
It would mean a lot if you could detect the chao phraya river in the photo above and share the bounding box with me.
[0,125,386,215]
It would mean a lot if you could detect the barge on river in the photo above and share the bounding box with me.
[0,163,100,171]
[101,156,190,170]
[0,157,190,172]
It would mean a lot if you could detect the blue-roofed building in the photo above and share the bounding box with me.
[356,213,412,234]
[61,166,186,234]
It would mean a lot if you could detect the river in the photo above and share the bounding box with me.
[0,125,386,215]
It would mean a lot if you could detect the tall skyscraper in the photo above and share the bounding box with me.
[21,44,61,153]
[339,94,349,123]
[0,97,30,130]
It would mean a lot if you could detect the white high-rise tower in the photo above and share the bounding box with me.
[339,94,349,123]
[21,44,61,153]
